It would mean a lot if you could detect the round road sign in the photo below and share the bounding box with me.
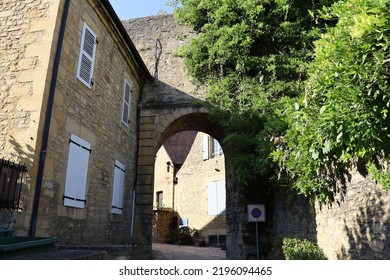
[247,204,266,222]
[251,207,262,218]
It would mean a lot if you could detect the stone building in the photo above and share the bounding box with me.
[0,0,149,252]
[153,131,226,246]
[1,0,389,260]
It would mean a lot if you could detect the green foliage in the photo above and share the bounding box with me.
[175,0,335,190]
[169,226,199,245]
[175,0,390,202]
[275,0,390,202]
[367,162,390,190]
[282,237,327,260]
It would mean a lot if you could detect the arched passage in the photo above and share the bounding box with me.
[156,112,225,150]
[131,106,245,259]
[153,130,227,248]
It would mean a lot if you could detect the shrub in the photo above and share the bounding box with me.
[169,226,199,245]
[282,237,327,260]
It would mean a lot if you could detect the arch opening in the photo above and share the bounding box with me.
[156,112,225,152]
[153,130,227,251]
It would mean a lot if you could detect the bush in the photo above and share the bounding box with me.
[282,237,327,260]
[169,226,199,245]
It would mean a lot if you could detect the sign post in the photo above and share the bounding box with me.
[247,204,266,260]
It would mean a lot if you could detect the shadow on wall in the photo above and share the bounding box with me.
[338,189,390,259]
[1,136,34,230]
[268,187,318,259]
[7,135,35,168]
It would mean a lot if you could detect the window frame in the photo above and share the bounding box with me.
[76,22,97,89]
[121,80,132,126]
[203,135,223,160]
[211,138,223,157]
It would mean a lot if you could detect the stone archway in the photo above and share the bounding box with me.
[123,15,249,260]
[131,98,231,259]
[132,80,247,259]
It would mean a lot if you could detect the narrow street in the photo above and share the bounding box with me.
[152,243,226,260]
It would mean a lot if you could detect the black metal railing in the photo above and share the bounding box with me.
[0,159,27,210]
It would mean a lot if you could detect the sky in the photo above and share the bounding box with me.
[108,0,175,20]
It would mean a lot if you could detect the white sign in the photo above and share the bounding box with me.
[247,204,266,222]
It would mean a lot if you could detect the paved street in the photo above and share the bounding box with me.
[152,243,226,260]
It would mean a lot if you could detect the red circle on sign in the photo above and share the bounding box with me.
[251,208,262,218]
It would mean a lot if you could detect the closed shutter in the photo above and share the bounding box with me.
[64,134,91,208]
[207,182,218,215]
[207,180,226,215]
[122,80,131,126]
[77,22,97,88]
[216,180,226,214]
[112,160,125,214]
[202,135,209,160]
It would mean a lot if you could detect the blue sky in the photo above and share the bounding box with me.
[108,0,175,19]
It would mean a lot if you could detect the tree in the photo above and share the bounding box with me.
[173,0,335,186]
[273,0,390,202]
[174,0,389,202]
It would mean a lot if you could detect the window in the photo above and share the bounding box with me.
[208,235,226,246]
[211,138,223,157]
[122,80,132,126]
[202,135,223,160]
[156,191,163,209]
[77,22,97,88]
[207,180,226,215]
[111,160,125,214]
[0,159,27,210]
[64,134,91,208]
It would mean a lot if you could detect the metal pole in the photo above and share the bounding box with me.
[256,222,259,260]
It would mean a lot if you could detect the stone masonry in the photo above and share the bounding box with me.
[315,169,390,259]
[2,2,389,259]
[0,0,62,233]
[174,132,226,240]
[153,131,226,244]
[38,0,146,244]
[1,0,149,249]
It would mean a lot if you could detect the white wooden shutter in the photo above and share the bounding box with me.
[202,135,209,160]
[64,134,91,208]
[121,80,131,126]
[112,160,125,214]
[208,182,217,215]
[208,180,226,215]
[77,22,97,88]
[216,180,226,214]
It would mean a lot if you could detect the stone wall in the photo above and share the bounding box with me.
[153,131,226,244]
[36,0,145,244]
[154,145,175,210]
[175,132,226,241]
[0,0,60,162]
[152,209,173,243]
[1,0,147,246]
[315,169,390,259]
[122,15,200,100]
[0,0,62,234]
